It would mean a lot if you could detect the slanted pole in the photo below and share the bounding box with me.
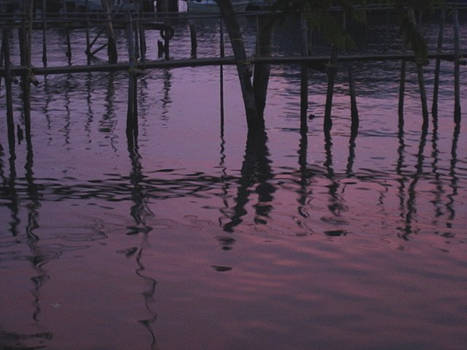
[216,0,260,130]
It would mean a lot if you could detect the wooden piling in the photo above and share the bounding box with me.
[127,14,138,137]
[453,9,461,123]
[408,9,429,125]
[138,0,147,61]
[220,18,225,127]
[42,0,48,68]
[432,9,445,115]
[2,28,15,149]
[216,0,260,130]
[101,0,118,64]
[62,0,72,65]
[324,47,337,131]
[85,0,91,64]
[190,23,197,59]
[300,13,309,132]
[348,65,359,130]
[398,49,406,125]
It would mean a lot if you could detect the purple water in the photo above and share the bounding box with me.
[1,16,467,350]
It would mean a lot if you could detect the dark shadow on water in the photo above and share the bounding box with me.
[223,128,275,232]
[402,121,429,239]
[295,129,312,232]
[446,122,460,226]
[126,133,159,350]
[323,128,348,235]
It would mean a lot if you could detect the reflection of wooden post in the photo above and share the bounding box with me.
[101,0,118,64]
[432,9,445,115]
[453,9,461,123]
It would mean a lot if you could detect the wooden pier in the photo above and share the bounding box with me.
[1,3,466,145]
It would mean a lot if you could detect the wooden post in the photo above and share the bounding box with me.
[453,9,461,123]
[398,42,406,126]
[85,0,91,64]
[344,12,358,131]
[348,66,359,130]
[42,0,48,68]
[324,46,337,131]
[409,9,429,125]
[127,14,138,137]
[101,0,118,64]
[2,28,15,149]
[190,23,197,59]
[220,18,225,128]
[138,0,147,61]
[300,13,309,132]
[63,0,72,64]
[432,9,445,116]
[253,13,274,120]
[216,0,260,130]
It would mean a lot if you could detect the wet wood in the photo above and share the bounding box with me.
[300,13,309,132]
[432,9,445,115]
[2,28,15,149]
[216,0,260,129]
[101,0,118,64]
[42,0,48,67]
[324,47,337,131]
[127,15,138,136]
[454,9,461,122]
[190,23,197,59]
[62,0,72,64]
[1,52,465,77]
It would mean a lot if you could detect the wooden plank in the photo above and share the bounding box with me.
[1,52,466,77]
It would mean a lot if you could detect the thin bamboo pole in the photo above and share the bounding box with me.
[127,14,138,137]
[42,0,48,68]
[324,46,337,131]
[2,28,15,149]
[432,9,445,115]
[85,0,91,64]
[453,9,461,122]
[300,13,309,132]
[63,0,72,65]
[190,23,197,59]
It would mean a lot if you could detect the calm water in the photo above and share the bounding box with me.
[1,16,467,350]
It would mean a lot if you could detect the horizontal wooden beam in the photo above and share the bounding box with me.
[0,52,465,77]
